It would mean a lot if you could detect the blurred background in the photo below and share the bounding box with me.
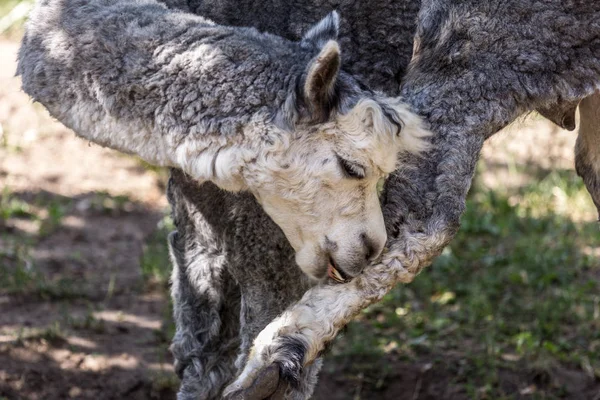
[1,2,599,399]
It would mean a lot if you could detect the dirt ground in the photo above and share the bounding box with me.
[0,36,594,400]
[1,40,175,399]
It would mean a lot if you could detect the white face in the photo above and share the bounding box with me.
[244,99,430,282]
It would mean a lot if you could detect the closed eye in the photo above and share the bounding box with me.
[336,155,366,179]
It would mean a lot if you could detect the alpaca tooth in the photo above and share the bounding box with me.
[332,267,344,282]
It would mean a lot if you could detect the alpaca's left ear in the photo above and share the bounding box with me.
[301,11,339,48]
[298,11,341,120]
[303,40,341,119]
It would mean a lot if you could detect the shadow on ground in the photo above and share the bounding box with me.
[1,189,177,400]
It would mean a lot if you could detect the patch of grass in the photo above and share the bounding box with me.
[87,191,136,215]
[0,235,34,291]
[1,188,84,298]
[140,214,174,288]
[139,213,176,354]
[150,370,179,399]
[38,200,66,237]
[61,304,106,334]
[2,188,170,300]
[0,187,34,222]
[1,187,74,236]
[0,235,87,299]
[331,167,600,398]
[0,124,24,154]
[14,321,66,346]
[1,263,87,300]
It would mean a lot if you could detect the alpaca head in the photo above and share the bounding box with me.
[242,13,431,281]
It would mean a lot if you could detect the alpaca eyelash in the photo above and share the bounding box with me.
[336,155,366,179]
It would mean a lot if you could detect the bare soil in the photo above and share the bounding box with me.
[1,40,175,400]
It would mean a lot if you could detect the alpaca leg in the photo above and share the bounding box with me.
[234,286,323,400]
[222,197,322,400]
[168,170,242,400]
[576,92,600,218]
[169,230,241,400]
[168,170,323,399]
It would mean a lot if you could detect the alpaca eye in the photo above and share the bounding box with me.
[337,156,366,179]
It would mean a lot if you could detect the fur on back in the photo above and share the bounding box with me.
[18,0,309,188]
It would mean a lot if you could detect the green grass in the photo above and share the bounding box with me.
[12,321,66,346]
[0,187,74,298]
[86,191,136,215]
[140,214,174,287]
[0,249,87,300]
[0,186,70,236]
[329,167,600,398]
[0,187,33,221]
[149,370,181,399]
[140,213,177,348]
[0,187,141,299]
[37,200,66,237]
[62,305,107,333]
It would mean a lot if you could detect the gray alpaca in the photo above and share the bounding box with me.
[18,0,600,399]
[18,0,431,399]
[217,0,600,398]
[162,1,600,398]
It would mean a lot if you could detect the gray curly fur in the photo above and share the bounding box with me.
[17,0,600,399]
[17,0,369,168]
[166,171,320,398]
[389,0,600,276]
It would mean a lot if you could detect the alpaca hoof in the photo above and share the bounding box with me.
[225,364,287,400]
[225,335,306,399]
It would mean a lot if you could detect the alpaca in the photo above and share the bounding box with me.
[218,0,600,397]
[19,0,600,398]
[18,1,431,399]
[18,0,430,283]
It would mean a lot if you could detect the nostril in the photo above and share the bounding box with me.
[360,232,378,261]
[365,243,376,261]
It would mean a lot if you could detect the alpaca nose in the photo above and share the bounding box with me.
[327,232,385,281]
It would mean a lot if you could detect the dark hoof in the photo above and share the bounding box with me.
[226,365,288,400]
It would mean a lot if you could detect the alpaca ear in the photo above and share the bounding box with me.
[301,11,339,48]
[303,40,341,119]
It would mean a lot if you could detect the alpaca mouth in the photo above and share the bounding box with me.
[327,257,349,283]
